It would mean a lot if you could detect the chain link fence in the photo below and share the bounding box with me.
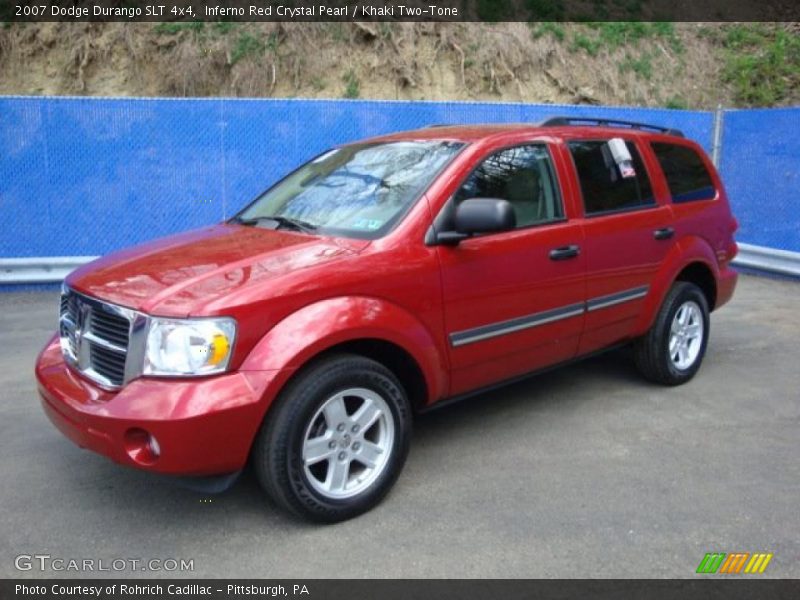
[0,96,796,277]
[718,107,800,253]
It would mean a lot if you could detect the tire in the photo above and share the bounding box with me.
[253,353,411,523]
[633,281,710,386]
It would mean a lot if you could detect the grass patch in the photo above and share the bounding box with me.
[155,21,242,38]
[154,22,205,35]
[531,22,565,42]
[569,22,682,56]
[719,24,800,106]
[214,22,236,35]
[665,96,689,110]
[619,53,653,80]
[328,23,348,42]
[571,32,602,56]
[229,31,278,65]
[310,76,326,92]
[230,32,262,64]
[342,69,360,98]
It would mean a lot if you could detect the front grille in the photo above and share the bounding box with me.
[89,343,127,383]
[90,309,130,348]
[59,288,134,388]
[60,293,79,357]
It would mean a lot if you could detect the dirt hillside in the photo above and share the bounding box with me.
[1,22,798,108]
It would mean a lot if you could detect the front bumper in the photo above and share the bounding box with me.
[35,336,281,476]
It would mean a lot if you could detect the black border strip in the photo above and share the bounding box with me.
[449,285,650,347]
[5,0,800,22]
[3,579,798,600]
[586,285,650,312]
[450,302,585,347]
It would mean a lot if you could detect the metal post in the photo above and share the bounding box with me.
[711,104,724,167]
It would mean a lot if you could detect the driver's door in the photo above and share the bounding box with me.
[435,143,586,397]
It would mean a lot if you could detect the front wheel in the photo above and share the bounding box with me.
[633,281,710,386]
[253,354,411,522]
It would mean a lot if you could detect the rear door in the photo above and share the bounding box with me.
[563,136,674,355]
[435,141,587,397]
[649,139,732,256]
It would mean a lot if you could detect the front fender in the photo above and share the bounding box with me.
[633,235,720,334]
[239,296,448,405]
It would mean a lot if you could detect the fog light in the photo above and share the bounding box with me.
[124,428,161,466]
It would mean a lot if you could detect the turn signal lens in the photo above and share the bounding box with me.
[207,333,231,366]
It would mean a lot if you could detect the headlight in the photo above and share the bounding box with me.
[143,317,236,377]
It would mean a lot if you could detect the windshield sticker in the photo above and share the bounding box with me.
[352,218,383,230]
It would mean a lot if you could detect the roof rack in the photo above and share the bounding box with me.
[541,116,684,137]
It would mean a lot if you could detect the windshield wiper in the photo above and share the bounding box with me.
[270,216,319,233]
[232,215,318,233]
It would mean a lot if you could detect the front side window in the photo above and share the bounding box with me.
[454,144,564,228]
[651,142,716,203]
[569,140,655,215]
[237,141,464,239]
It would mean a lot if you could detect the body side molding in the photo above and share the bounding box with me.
[449,286,650,347]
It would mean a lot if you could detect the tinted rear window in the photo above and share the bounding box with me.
[568,140,655,215]
[651,142,716,203]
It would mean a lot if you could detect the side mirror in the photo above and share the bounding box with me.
[436,198,516,244]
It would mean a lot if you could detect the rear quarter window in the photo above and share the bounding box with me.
[651,142,716,203]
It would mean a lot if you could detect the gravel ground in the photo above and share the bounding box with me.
[1,274,797,578]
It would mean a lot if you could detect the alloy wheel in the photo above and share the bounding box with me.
[302,387,395,500]
[668,300,704,370]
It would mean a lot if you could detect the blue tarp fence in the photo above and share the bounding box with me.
[0,96,797,257]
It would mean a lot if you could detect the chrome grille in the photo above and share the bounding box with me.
[90,309,130,348]
[59,292,79,357]
[59,287,136,389]
[89,344,127,383]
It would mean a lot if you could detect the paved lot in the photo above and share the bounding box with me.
[1,274,798,578]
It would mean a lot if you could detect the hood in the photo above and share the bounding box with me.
[67,224,367,316]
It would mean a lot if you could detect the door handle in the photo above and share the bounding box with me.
[549,245,581,261]
[653,227,675,240]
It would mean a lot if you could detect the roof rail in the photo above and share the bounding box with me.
[541,116,684,137]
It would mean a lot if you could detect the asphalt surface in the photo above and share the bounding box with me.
[1,274,798,579]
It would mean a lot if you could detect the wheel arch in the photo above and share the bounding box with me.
[288,338,430,413]
[675,261,717,311]
[634,236,720,334]
[240,296,448,413]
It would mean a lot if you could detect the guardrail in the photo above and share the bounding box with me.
[733,243,800,278]
[0,257,97,284]
[1,245,798,284]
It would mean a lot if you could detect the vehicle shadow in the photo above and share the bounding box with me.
[42,346,646,532]
[413,346,644,434]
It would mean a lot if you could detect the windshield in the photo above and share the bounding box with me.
[235,140,464,239]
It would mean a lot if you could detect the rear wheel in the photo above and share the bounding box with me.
[253,354,411,522]
[633,281,710,385]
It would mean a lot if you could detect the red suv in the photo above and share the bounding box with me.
[36,117,738,522]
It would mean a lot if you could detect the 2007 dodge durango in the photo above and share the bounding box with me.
[36,117,738,522]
